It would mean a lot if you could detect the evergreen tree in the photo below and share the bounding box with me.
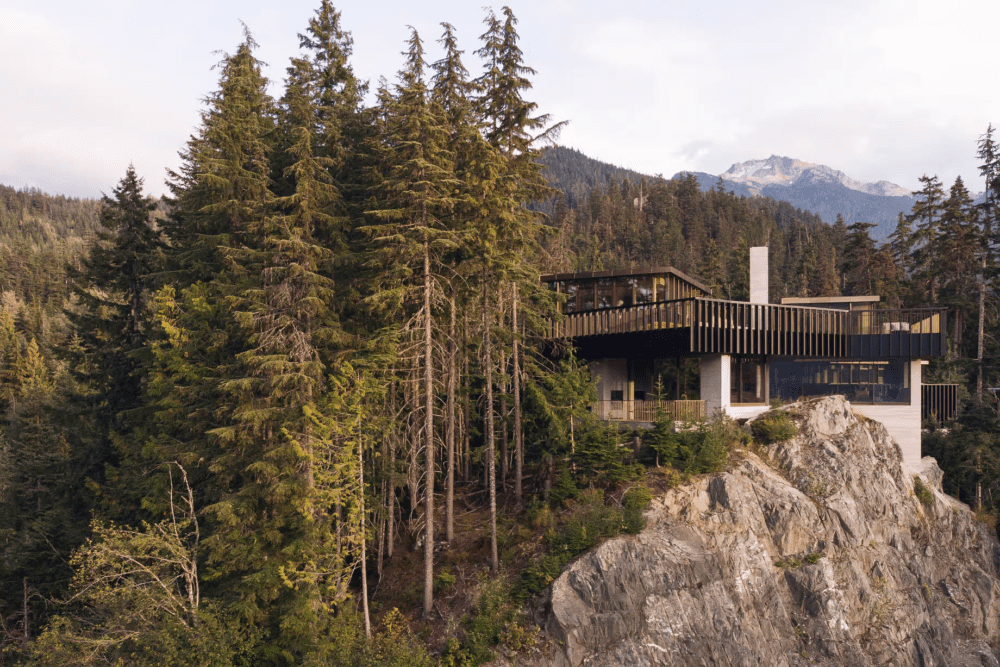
[66,166,161,494]
[907,175,946,305]
[975,124,1000,400]
[364,28,458,617]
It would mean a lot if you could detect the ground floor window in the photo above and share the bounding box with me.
[731,357,766,404]
[769,359,910,404]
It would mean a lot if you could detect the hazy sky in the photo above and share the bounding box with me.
[2,0,997,199]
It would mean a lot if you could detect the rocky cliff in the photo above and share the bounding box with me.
[519,396,1000,667]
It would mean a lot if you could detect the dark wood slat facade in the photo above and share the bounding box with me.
[922,384,958,422]
[550,298,946,360]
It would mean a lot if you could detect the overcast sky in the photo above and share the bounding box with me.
[2,0,997,199]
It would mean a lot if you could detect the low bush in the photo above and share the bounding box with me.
[751,410,799,444]
[515,489,637,601]
[440,576,534,667]
[622,485,653,534]
[644,414,742,474]
[913,476,934,509]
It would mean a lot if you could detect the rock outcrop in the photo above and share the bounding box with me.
[522,396,1000,667]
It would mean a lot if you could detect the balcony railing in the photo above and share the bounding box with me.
[550,298,947,359]
[592,399,705,423]
[922,384,958,422]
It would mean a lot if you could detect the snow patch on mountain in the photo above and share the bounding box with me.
[721,155,912,198]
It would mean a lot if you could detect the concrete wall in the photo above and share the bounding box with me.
[852,359,923,471]
[750,246,769,304]
[699,354,730,417]
[591,358,627,401]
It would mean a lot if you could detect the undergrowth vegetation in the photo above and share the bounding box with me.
[750,410,799,444]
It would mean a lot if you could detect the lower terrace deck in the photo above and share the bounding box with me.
[550,298,946,360]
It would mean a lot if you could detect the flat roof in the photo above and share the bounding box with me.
[539,266,712,295]
[780,295,880,305]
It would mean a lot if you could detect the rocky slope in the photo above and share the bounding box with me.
[518,396,1000,667]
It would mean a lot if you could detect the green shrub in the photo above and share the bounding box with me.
[913,476,934,509]
[515,489,631,601]
[571,423,644,487]
[434,569,457,593]
[751,410,798,444]
[644,415,741,474]
[622,485,653,534]
[440,576,533,667]
[548,468,579,507]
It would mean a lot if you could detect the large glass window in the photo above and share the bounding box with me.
[653,275,666,301]
[577,281,595,311]
[635,276,653,304]
[769,359,910,404]
[596,278,613,309]
[561,282,578,313]
[731,358,766,404]
[615,278,635,307]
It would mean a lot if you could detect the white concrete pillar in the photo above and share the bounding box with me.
[750,246,768,304]
[699,354,731,417]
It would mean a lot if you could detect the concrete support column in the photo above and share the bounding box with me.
[699,354,731,417]
[750,246,769,304]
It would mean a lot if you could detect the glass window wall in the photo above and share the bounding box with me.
[769,359,910,404]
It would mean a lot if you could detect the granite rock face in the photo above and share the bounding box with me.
[521,396,1000,667]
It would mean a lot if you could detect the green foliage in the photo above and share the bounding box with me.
[570,423,644,487]
[434,569,457,594]
[622,485,653,534]
[308,608,434,667]
[644,414,741,474]
[439,576,534,667]
[515,489,640,600]
[913,476,934,509]
[751,410,799,444]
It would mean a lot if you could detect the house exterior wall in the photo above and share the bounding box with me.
[699,354,730,417]
[852,359,923,470]
[750,246,769,304]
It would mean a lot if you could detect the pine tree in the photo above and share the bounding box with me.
[66,166,161,493]
[474,5,561,514]
[938,176,977,358]
[975,124,1000,400]
[364,28,458,617]
[908,175,946,305]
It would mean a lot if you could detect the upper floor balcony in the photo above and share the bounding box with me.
[546,296,946,360]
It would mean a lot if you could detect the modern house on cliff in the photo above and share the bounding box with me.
[542,247,957,470]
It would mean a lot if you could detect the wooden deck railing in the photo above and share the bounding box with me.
[551,298,947,358]
[593,399,705,422]
[922,384,958,422]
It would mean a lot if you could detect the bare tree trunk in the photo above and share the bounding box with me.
[483,271,499,573]
[422,239,435,618]
[446,296,456,543]
[377,476,385,579]
[462,311,471,482]
[21,576,28,651]
[407,356,419,520]
[359,421,371,637]
[512,283,523,505]
[500,395,509,487]
[978,261,986,402]
[387,428,396,559]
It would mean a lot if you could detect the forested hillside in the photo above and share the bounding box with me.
[1,3,1000,666]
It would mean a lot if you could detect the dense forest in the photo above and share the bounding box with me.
[1,3,1000,665]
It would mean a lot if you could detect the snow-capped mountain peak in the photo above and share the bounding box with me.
[721,155,911,197]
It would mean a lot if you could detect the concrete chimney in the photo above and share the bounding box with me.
[750,246,768,304]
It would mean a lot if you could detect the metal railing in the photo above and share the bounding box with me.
[922,384,958,422]
[592,399,705,422]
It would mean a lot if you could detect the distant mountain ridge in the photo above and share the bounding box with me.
[722,155,912,197]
